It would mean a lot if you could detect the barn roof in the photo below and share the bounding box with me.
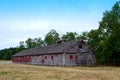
[13,40,88,57]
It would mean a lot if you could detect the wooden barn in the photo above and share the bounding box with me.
[12,40,95,66]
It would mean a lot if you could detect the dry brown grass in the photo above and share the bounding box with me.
[0,62,120,80]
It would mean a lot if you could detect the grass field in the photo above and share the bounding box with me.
[0,61,120,80]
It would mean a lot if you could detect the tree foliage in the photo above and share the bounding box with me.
[86,1,120,65]
[77,31,89,41]
[44,29,60,45]
[0,47,24,60]
[62,32,77,41]
[98,1,120,65]
[25,37,45,48]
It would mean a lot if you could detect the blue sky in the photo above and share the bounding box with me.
[0,0,118,49]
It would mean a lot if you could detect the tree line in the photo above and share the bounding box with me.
[0,1,120,66]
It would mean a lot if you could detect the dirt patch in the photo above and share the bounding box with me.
[0,61,12,64]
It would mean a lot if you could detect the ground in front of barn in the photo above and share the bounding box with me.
[0,61,120,80]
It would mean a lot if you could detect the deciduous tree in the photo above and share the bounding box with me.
[44,29,60,45]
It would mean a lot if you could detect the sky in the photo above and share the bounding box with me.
[0,0,118,49]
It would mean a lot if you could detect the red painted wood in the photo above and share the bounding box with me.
[69,55,74,60]
[42,59,44,64]
[51,55,54,60]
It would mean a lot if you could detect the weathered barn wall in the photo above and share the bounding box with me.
[30,53,78,66]
[12,56,31,64]
[13,52,95,66]
[30,54,63,66]
[76,52,95,66]
[13,53,78,66]
[65,54,77,66]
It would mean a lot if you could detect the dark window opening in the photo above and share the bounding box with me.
[45,56,47,59]
[51,55,54,60]
[69,55,74,60]
[79,45,82,48]
[70,46,73,49]
[42,59,44,64]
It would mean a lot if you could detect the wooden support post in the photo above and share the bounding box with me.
[63,52,66,66]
